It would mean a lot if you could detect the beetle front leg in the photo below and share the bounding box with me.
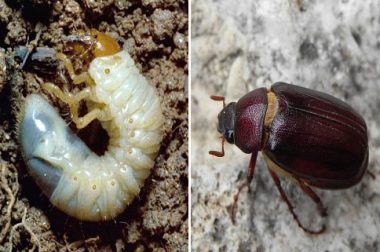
[230,151,257,223]
[268,169,326,235]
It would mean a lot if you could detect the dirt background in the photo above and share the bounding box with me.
[0,0,188,251]
[192,0,380,251]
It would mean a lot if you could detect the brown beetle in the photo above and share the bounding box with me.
[210,82,369,234]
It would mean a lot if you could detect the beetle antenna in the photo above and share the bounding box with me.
[209,95,226,157]
[209,137,225,157]
[210,95,225,108]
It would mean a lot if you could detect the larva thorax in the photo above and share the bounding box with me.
[18,31,164,221]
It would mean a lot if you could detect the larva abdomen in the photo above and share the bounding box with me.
[128,130,162,148]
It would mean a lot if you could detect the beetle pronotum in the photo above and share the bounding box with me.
[210,82,368,234]
[17,30,164,221]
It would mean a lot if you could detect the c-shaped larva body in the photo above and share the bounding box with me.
[18,50,164,221]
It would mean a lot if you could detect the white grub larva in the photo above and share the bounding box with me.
[17,32,164,221]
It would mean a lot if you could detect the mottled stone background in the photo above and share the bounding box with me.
[191,0,380,251]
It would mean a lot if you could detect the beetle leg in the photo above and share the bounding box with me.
[56,52,95,86]
[230,151,257,223]
[268,169,326,235]
[366,170,376,180]
[297,180,328,217]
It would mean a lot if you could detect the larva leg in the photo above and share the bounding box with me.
[42,81,89,119]
[42,82,109,128]
[74,108,111,129]
[42,82,90,105]
[56,52,95,86]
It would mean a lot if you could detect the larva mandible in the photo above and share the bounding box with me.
[17,30,164,221]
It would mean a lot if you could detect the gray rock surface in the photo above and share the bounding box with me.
[191,0,380,251]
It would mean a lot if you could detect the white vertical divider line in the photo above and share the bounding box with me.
[188,0,192,251]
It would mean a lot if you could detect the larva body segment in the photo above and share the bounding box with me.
[19,50,164,221]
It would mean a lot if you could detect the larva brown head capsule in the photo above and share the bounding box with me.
[89,29,121,57]
[65,29,121,59]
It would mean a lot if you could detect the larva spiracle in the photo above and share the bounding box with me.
[18,46,164,221]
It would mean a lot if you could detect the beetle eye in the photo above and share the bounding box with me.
[225,130,234,144]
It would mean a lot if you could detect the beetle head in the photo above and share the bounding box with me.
[217,102,236,144]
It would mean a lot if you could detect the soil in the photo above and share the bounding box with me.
[0,0,188,251]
